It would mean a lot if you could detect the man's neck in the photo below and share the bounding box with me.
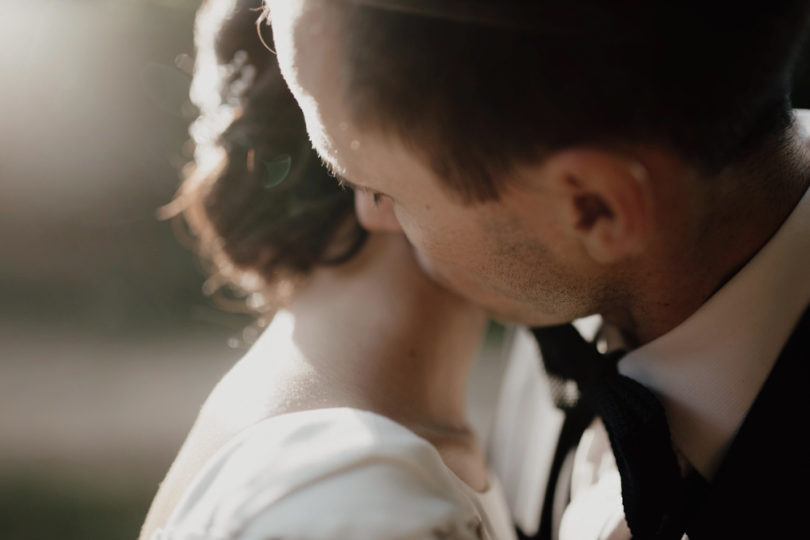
[615,125,810,346]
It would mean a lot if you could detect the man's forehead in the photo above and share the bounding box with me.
[267,0,470,202]
[267,0,340,90]
[268,0,351,170]
[265,0,327,29]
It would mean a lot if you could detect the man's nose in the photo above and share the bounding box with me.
[354,190,402,232]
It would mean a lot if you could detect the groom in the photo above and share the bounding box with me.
[267,1,810,538]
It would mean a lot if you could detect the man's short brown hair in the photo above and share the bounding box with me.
[339,1,810,201]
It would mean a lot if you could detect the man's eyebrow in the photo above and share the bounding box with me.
[335,175,364,191]
[318,156,363,191]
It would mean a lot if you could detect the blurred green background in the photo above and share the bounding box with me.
[0,1,250,538]
[3,2,810,539]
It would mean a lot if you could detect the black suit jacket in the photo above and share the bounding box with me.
[686,306,810,539]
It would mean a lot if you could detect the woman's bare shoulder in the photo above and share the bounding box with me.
[139,311,348,540]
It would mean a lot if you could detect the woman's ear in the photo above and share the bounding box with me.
[354,190,402,232]
[544,148,654,264]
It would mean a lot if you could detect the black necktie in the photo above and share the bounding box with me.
[529,324,690,540]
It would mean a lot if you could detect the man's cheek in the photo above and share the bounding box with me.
[411,249,472,296]
[413,247,439,280]
[395,213,471,282]
[410,248,463,295]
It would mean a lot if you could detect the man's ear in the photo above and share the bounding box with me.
[544,148,654,264]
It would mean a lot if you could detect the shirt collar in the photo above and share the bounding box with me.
[617,183,810,479]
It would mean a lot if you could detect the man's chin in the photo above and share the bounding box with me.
[482,306,576,328]
[412,248,579,327]
[451,286,583,328]
[428,276,569,327]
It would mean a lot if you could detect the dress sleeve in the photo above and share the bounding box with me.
[153,408,485,540]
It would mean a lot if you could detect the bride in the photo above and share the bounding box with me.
[139,1,515,538]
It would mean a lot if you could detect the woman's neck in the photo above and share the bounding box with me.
[285,232,488,433]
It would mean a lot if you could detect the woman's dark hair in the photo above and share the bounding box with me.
[338,1,810,202]
[165,0,364,309]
